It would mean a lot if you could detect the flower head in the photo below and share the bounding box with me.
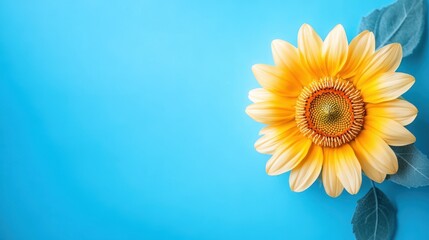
[246,24,417,197]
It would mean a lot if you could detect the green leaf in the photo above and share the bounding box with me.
[389,144,429,188]
[352,186,396,240]
[359,0,426,56]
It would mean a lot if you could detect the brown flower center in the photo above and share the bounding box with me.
[296,78,365,148]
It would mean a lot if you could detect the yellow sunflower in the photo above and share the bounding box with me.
[246,24,417,197]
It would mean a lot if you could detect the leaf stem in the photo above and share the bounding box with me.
[371,181,379,239]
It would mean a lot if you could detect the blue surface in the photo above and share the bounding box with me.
[1,0,429,239]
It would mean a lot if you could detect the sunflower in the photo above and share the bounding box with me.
[246,24,417,197]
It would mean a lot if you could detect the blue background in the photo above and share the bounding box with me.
[1,0,428,239]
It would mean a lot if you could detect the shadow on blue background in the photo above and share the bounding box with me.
[0,0,428,239]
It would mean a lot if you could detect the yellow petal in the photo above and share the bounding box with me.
[289,144,323,192]
[351,130,398,177]
[248,88,296,105]
[252,64,302,97]
[322,148,344,197]
[365,116,416,146]
[248,88,274,103]
[298,24,324,78]
[355,43,402,88]
[340,31,375,79]
[331,144,362,195]
[266,133,312,176]
[272,39,312,86]
[361,164,386,183]
[322,24,348,76]
[259,123,284,135]
[246,101,295,124]
[366,99,418,126]
[360,72,414,103]
[255,122,298,154]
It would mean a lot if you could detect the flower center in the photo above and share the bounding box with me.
[296,78,365,148]
[308,90,353,136]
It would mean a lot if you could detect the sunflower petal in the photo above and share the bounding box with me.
[252,64,302,97]
[248,88,274,103]
[365,116,416,146]
[322,24,348,76]
[351,130,398,178]
[266,134,312,176]
[289,144,323,192]
[298,24,324,78]
[361,72,414,103]
[248,88,297,105]
[246,101,295,124]
[272,39,312,86]
[360,163,386,183]
[322,148,344,197]
[340,30,375,79]
[255,122,298,154]
[331,144,362,195]
[355,43,402,88]
[366,99,418,126]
